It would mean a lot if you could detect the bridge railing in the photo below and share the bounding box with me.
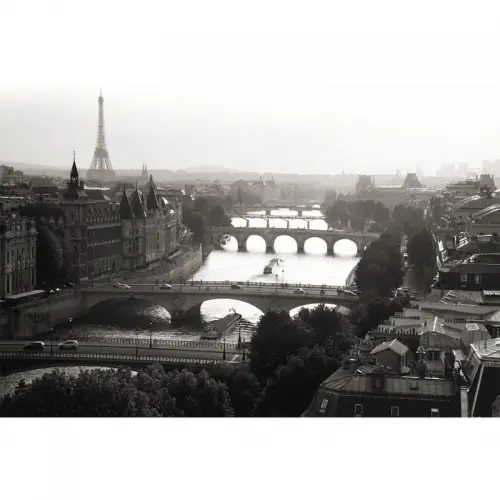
[43,337,242,351]
[0,351,242,364]
[117,280,359,291]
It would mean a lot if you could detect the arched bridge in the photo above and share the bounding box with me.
[229,213,325,228]
[211,226,380,255]
[80,283,360,320]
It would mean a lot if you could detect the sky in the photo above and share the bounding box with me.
[2,0,500,175]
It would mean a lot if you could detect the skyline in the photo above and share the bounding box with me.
[2,0,500,175]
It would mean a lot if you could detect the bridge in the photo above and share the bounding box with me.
[78,282,359,320]
[211,226,380,255]
[229,213,326,228]
[232,201,324,216]
[0,337,246,371]
[7,282,361,339]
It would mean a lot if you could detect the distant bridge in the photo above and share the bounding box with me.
[233,202,324,216]
[211,226,380,255]
[229,213,326,228]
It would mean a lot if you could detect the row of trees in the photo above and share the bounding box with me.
[325,200,391,232]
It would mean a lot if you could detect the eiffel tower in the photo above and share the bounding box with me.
[86,91,116,182]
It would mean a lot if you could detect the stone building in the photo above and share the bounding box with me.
[119,175,180,270]
[59,157,122,281]
[0,211,37,298]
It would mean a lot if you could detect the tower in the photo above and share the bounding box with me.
[87,91,116,182]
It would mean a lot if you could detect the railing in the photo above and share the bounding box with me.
[0,351,239,364]
[100,280,360,291]
[43,336,242,351]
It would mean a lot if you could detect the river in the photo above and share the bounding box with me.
[0,209,360,393]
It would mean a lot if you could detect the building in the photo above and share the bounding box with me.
[304,361,459,417]
[59,157,122,281]
[462,338,500,417]
[438,253,500,290]
[119,175,180,270]
[0,211,37,298]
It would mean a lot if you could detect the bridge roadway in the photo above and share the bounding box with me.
[76,281,360,320]
[0,339,245,365]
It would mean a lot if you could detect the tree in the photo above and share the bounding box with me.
[36,225,64,288]
[0,365,235,417]
[221,370,261,417]
[407,229,436,268]
[255,347,337,417]
[183,207,206,244]
[392,205,425,237]
[249,310,312,382]
[349,296,406,338]
[355,230,404,297]
[209,205,232,227]
[325,200,350,227]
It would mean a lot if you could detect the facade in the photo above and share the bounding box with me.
[0,211,37,298]
[469,204,500,235]
[438,254,500,290]
[119,175,180,270]
[462,339,500,417]
[60,158,122,281]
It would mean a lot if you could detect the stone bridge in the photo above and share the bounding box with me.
[211,226,380,255]
[80,287,359,320]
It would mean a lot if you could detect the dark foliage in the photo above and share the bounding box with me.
[407,228,436,268]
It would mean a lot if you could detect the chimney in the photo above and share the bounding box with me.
[80,180,84,190]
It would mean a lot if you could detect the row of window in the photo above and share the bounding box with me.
[4,246,36,264]
[460,274,482,285]
[353,404,440,417]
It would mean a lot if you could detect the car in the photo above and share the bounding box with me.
[113,282,130,289]
[58,340,78,350]
[230,283,243,290]
[403,287,409,294]
[294,288,305,294]
[23,341,45,351]
[160,284,172,290]
[54,288,61,293]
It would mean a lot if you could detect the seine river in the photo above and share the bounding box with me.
[0,209,359,394]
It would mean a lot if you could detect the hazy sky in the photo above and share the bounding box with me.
[2,0,500,175]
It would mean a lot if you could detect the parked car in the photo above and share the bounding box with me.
[23,341,45,351]
[160,284,172,290]
[294,288,305,294]
[58,340,78,350]
[230,283,243,290]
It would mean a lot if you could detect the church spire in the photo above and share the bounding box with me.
[70,151,79,185]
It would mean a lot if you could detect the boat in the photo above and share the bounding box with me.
[201,312,242,340]
[264,258,284,275]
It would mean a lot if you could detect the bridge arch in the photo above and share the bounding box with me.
[272,234,298,253]
[303,236,328,255]
[333,239,359,257]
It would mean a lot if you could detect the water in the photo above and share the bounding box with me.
[1,209,359,390]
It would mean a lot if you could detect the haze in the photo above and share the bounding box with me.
[1,0,500,175]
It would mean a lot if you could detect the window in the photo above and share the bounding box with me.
[354,404,363,417]
[474,274,481,285]
[460,274,467,284]
[431,408,440,418]
[319,399,329,414]
[391,406,400,417]
[427,350,440,362]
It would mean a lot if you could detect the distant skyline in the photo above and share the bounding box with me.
[2,0,500,176]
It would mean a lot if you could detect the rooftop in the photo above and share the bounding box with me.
[471,203,500,221]
[370,338,409,357]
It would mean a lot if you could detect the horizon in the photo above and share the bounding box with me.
[2,0,500,176]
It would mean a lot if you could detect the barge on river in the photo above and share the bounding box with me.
[201,312,242,340]
[264,257,284,275]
